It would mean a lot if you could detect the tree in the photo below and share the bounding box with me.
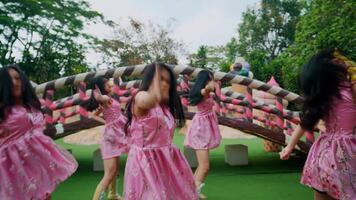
[225,37,239,64]
[0,0,103,83]
[97,18,186,67]
[189,45,208,69]
[275,0,356,93]
[188,38,240,72]
[237,0,305,82]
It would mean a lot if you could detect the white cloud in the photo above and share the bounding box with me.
[85,0,158,38]
[84,0,260,65]
[172,3,238,53]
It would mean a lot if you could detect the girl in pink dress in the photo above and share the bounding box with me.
[184,70,221,199]
[280,49,356,200]
[81,77,127,200]
[123,63,198,200]
[0,64,78,200]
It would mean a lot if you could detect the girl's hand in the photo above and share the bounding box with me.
[134,64,162,117]
[200,88,207,96]
[317,120,326,132]
[201,81,216,96]
[279,145,294,160]
[207,84,215,92]
[205,81,215,92]
[93,86,112,107]
[209,80,216,91]
[93,85,102,100]
[148,63,162,102]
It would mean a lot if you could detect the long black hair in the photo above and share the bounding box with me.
[0,64,41,122]
[124,63,185,133]
[80,76,109,112]
[189,70,213,106]
[300,49,348,130]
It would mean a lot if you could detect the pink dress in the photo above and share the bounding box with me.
[0,106,78,200]
[124,105,198,200]
[101,98,128,159]
[301,84,356,200]
[184,96,222,149]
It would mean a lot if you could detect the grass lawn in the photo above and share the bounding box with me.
[53,132,312,200]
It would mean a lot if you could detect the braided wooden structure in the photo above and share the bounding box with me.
[34,64,313,153]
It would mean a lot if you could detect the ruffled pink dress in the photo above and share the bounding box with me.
[124,105,198,200]
[301,84,356,200]
[0,106,78,200]
[100,98,128,159]
[184,96,222,149]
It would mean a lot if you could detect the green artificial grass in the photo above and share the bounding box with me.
[52,131,312,200]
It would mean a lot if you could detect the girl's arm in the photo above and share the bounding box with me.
[134,64,162,117]
[201,81,216,96]
[93,87,112,108]
[89,108,105,124]
[279,125,305,160]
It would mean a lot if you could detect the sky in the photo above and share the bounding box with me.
[85,0,260,65]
